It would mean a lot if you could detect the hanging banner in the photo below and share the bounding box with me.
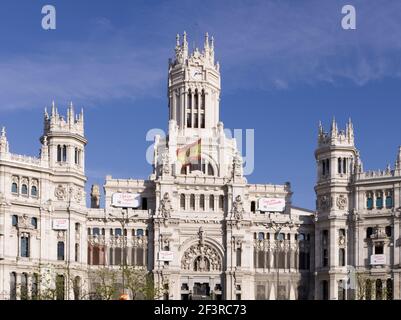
[258,198,286,212]
[112,193,141,208]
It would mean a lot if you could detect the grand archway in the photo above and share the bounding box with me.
[180,235,224,300]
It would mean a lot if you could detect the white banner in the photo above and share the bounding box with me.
[258,198,286,212]
[370,254,386,265]
[112,193,141,208]
[52,219,68,230]
[158,251,174,262]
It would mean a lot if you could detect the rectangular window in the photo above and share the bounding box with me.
[200,113,205,128]
[137,247,144,266]
[339,248,345,267]
[376,196,383,209]
[236,248,242,267]
[385,196,392,208]
[257,250,265,268]
[57,242,65,261]
[375,245,384,255]
[186,112,192,128]
[21,236,30,258]
[367,197,373,210]
[323,249,328,267]
[322,281,329,300]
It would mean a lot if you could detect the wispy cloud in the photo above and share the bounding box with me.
[1,0,401,110]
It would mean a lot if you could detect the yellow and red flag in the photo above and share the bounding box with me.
[177,139,201,166]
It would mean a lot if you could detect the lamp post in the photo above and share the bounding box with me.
[266,220,295,300]
[109,208,138,300]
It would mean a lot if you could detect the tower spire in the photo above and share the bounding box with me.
[51,100,56,117]
[396,146,401,170]
[0,126,9,154]
[176,33,180,47]
[204,32,209,50]
[330,117,338,137]
[318,121,323,135]
[182,31,188,59]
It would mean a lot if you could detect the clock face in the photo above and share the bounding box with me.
[191,68,202,80]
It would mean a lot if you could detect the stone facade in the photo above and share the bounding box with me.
[1,32,398,300]
[315,119,401,300]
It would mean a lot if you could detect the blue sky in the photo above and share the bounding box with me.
[1,0,401,210]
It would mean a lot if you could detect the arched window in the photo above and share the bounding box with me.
[56,275,65,300]
[200,195,205,211]
[367,192,373,209]
[75,243,80,262]
[376,192,383,209]
[21,235,30,257]
[12,215,18,227]
[343,158,347,174]
[338,158,342,174]
[21,273,28,300]
[32,273,39,300]
[115,228,122,236]
[366,279,372,300]
[219,195,224,211]
[93,228,100,236]
[62,145,67,162]
[376,279,383,300]
[258,232,265,241]
[137,229,144,237]
[180,194,186,210]
[190,194,195,210]
[209,195,215,211]
[207,163,214,176]
[74,148,80,165]
[366,227,373,239]
[31,185,38,197]
[187,89,192,128]
[21,184,28,195]
[57,145,62,162]
[251,201,256,213]
[10,272,17,300]
[57,241,65,261]
[385,226,392,237]
[386,279,393,300]
[75,222,80,232]
[277,233,285,241]
[194,89,199,128]
[386,192,393,208]
[31,217,38,229]
[11,182,18,194]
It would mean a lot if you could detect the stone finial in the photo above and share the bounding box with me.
[90,184,101,208]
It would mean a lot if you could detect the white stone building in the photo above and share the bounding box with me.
[315,119,401,300]
[1,32,398,300]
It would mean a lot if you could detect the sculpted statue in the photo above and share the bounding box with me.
[161,152,170,175]
[232,152,243,177]
[159,192,172,218]
[231,195,244,220]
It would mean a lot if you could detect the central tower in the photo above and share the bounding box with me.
[168,32,221,134]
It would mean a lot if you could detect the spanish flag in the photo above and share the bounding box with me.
[177,139,201,166]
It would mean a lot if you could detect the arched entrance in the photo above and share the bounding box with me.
[180,239,224,300]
